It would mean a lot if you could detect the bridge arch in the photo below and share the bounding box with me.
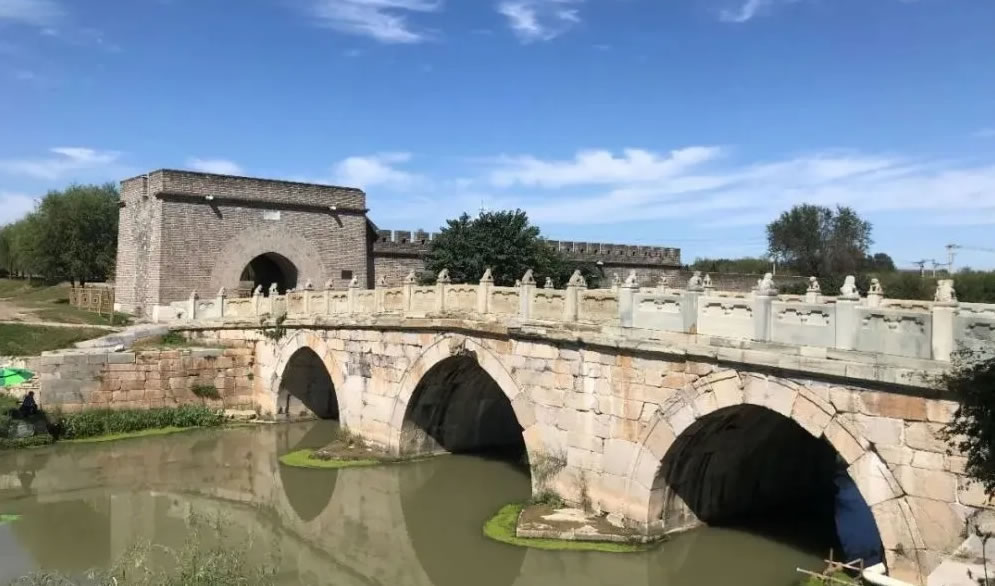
[625,371,922,579]
[210,227,328,295]
[269,331,347,421]
[387,335,540,460]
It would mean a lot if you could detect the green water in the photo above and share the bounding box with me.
[0,421,823,585]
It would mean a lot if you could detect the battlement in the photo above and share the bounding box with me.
[372,229,682,266]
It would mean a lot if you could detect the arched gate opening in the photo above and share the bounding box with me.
[240,252,298,295]
[277,347,339,420]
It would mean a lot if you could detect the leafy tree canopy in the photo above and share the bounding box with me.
[767,204,873,277]
[943,349,995,497]
[423,210,591,287]
[691,257,773,275]
[0,183,119,285]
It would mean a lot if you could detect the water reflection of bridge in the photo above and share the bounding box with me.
[0,424,814,586]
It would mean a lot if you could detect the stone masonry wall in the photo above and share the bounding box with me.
[29,346,256,412]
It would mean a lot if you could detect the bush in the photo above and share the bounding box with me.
[56,405,223,440]
[191,384,221,400]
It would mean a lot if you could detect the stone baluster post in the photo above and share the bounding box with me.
[477,269,493,315]
[402,270,417,315]
[302,281,314,315]
[682,271,704,333]
[618,271,638,328]
[931,279,958,361]
[347,276,359,313]
[216,287,226,319]
[752,273,777,342]
[519,269,536,319]
[805,277,821,304]
[835,276,861,350]
[251,285,263,316]
[375,276,387,313]
[188,290,198,321]
[866,278,884,309]
[267,283,278,315]
[610,273,621,293]
[435,269,451,313]
[323,280,334,314]
[564,270,586,322]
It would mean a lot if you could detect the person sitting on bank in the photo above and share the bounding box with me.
[19,391,38,417]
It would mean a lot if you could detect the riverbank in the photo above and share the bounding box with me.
[0,403,227,450]
[483,503,660,553]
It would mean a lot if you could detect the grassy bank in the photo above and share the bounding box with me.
[0,322,109,355]
[483,504,655,553]
[55,405,224,440]
[1,402,226,450]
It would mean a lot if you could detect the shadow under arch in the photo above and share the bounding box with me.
[277,347,340,420]
[653,403,882,565]
[276,421,341,524]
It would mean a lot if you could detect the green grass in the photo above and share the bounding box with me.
[63,426,203,444]
[0,514,22,525]
[56,405,224,440]
[278,448,380,469]
[0,279,43,298]
[482,504,655,553]
[0,435,53,450]
[798,570,860,585]
[0,323,109,355]
[33,306,131,326]
[0,279,131,326]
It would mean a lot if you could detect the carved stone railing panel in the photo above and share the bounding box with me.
[489,287,520,316]
[410,287,436,314]
[770,301,836,347]
[382,288,404,312]
[856,307,932,360]
[697,296,755,340]
[531,289,566,321]
[579,290,619,324]
[445,285,478,314]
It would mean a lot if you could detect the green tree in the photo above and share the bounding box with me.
[864,252,896,272]
[943,348,995,497]
[423,210,584,287]
[31,183,119,285]
[766,204,872,276]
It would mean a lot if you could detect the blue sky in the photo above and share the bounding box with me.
[1,0,994,270]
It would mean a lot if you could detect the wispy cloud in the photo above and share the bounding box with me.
[308,0,442,43]
[497,0,582,42]
[0,147,121,180]
[0,0,64,27]
[331,152,422,190]
[720,0,774,23]
[490,147,723,188]
[187,158,244,176]
[0,191,39,224]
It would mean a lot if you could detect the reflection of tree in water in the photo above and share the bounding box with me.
[400,455,530,586]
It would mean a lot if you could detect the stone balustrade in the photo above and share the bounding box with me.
[154,269,995,363]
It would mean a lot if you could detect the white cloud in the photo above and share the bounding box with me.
[331,152,421,189]
[308,0,442,43]
[187,158,244,176]
[483,149,995,226]
[720,0,773,23]
[497,0,582,42]
[489,147,723,188]
[0,191,38,225]
[0,0,64,27]
[0,147,121,180]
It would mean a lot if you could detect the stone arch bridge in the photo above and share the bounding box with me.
[155,272,995,585]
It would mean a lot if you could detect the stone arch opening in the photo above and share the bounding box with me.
[277,347,340,420]
[240,252,298,295]
[653,404,882,565]
[400,354,525,462]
